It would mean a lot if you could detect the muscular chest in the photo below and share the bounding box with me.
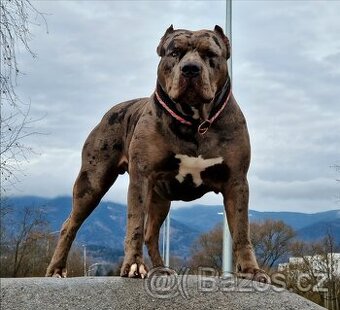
[174,154,223,186]
[153,153,230,201]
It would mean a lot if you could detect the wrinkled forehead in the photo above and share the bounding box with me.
[163,30,226,55]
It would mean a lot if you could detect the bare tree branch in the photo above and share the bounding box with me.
[251,220,295,269]
[0,0,48,191]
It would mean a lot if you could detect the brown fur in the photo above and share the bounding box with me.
[46,25,270,283]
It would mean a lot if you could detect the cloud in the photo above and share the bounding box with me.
[7,1,340,213]
[231,1,340,212]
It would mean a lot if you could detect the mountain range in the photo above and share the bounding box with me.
[3,196,340,264]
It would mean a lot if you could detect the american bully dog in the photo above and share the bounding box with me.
[46,25,270,283]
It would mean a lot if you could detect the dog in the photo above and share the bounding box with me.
[46,25,270,283]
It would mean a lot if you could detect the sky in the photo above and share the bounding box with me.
[5,0,340,213]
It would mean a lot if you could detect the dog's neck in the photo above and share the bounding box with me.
[155,77,231,127]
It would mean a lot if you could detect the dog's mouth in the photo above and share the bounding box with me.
[156,76,230,125]
[173,77,214,106]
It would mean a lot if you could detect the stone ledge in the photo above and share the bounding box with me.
[1,276,325,310]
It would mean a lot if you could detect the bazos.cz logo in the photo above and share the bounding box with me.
[143,266,329,299]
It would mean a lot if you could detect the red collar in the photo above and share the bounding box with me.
[154,86,232,136]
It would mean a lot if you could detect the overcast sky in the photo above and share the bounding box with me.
[8,0,340,213]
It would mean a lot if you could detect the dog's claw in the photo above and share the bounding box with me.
[125,263,148,278]
[46,267,67,278]
[139,264,147,278]
[238,268,271,284]
[128,263,138,277]
[253,270,271,284]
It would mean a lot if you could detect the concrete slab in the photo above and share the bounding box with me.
[1,276,325,310]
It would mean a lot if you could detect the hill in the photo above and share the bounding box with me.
[3,196,339,264]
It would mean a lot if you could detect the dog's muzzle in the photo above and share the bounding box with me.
[181,62,202,78]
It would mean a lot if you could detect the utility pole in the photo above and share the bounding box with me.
[83,244,87,276]
[226,0,233,79]
[162,221,166,261]
[162,211,171,267]
[223,0,233,277]
[164,210,171,267]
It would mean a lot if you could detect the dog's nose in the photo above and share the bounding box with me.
[181,62,201,78]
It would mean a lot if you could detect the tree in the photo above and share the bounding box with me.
[0,204,48,277]
[0,197,12,266]
[190,220,295,273]
[0,202,86,277]
[250,220,296,269]
[285,232,340,309]
[189,223,223,272]
[0,0,47,191]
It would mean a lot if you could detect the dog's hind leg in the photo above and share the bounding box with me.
[46,127,125,277]
[144,192,171,268]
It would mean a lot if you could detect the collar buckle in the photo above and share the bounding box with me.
[198,120,211,136]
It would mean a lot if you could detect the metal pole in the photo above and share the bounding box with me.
[226,0,233,81]
[162,222,166,261]
[83,244,87,276]
[165,211,170,267]
[223,0,233,277]
[222,211,233,276]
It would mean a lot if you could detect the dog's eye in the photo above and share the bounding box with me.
[170,50,180,57]
[206,51,218,58]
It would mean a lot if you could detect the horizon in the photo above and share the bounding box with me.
[6,194,340,215]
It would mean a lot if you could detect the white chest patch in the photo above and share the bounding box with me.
[191,107,200,119]
[175,154,223,187]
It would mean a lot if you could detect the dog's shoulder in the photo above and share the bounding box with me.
[86,98,150,150]
[103,98,149,125]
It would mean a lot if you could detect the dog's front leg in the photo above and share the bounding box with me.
[120,173,149,278]
[144,191,171,268]
[223,177,270,283]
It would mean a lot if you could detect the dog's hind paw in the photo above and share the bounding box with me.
[45,266,67,278]
[238,268,271,284]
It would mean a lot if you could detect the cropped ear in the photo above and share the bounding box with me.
[214,25,231,59]
[157,25,174,56]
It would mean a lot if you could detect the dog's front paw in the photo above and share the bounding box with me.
[253,269,271,283]
[238,267,271,284]
[45,265,67,278]
[120,261,148,278]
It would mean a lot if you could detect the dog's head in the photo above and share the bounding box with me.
[156,25,230,107]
